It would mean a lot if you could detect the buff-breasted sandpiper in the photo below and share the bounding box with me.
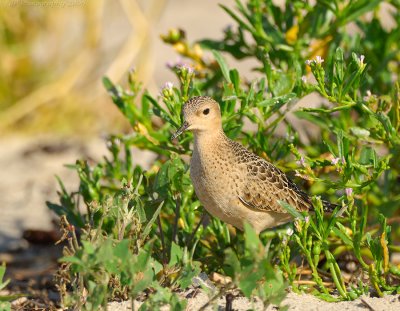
[172,96,336,234]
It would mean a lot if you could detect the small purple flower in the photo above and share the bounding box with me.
[301,75,307,83]
[304,216,310,224]
[305,59,312,66]
[296,156,305,167]
[345,188,353,197]
[166,57,184,69]
[331,157,340,165]
[180,64,194,74]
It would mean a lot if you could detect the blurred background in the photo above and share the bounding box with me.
[0,0,235,250]
[0,0,237,135]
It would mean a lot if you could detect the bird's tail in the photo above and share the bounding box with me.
[321,199,339,213]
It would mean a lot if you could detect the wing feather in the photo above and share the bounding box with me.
[229,141,312,213]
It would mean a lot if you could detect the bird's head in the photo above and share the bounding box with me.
[171,96,222,140]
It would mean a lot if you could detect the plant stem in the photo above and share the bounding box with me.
[171,193,181,243]
[157,215,168,266]
[187,212,206,247]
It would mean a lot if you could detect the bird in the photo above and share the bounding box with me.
[171,96,337,234]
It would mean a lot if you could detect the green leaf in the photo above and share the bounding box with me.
[103,76,125,111]
[338,0,381,26]
[81,241,95,255]
[177,262,201,289]
[212,50,231,83]
[336,129,349,159]
[0,301,11,309]
[59,256,83,265]
[169,242,183,266]
[239,267,260,297]
[360,147,377,166]
[332,226,353,247]
[244,222,260,253]
[114,239,130,261]
[334,47,344,84]
[229,69,240,94]
[0,265,10,292]
[278,200,304,220]
[140,201,164,242]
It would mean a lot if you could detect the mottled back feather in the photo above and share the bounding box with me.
[227,138,312,213]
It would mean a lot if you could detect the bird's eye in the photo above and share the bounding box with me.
[203,108,210,115]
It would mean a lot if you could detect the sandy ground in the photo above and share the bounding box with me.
[0,136,105,251]
[107,291,400,311]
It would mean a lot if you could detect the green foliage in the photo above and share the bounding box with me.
[0,264,10,297]
[224,223,287,308]
[0,265,11,311]
[0,264,24,309]
[50,0,400,308]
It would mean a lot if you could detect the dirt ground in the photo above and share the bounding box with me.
[1,136,399,310]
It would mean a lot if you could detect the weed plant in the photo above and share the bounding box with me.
[49,0,400,309]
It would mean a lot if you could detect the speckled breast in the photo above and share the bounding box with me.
[190,146,240,222]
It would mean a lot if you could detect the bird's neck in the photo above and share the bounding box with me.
[193,129,227,155]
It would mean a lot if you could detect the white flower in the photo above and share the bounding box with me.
[345,188,353,197]
[301,75,307,83]
[161,82,174,97]
[304,216,310,224]
[359,55,365,65]
[163,82,173,90]
[315,56,324,64]
[363,90,373,101]
[286,227,294,236]
[305,56,324,66]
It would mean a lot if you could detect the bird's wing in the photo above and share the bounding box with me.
[238,158,312,213]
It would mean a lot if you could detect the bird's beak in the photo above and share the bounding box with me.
[171,121,190,140]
